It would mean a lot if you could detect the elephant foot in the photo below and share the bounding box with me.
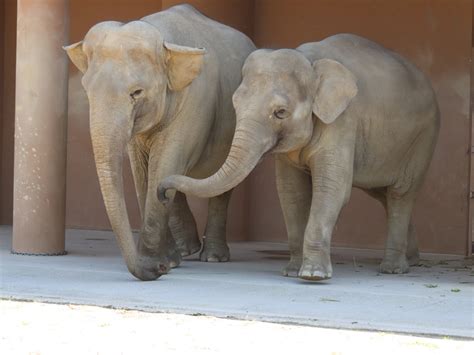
[407,252,420,266]
[175,236,202,257]
[380,255,409,274]
[199,237,230,262]
[298,252,332,281]
[298,262,332,281]
[133,255,170,281]
[406,248,420,266]
[282,257,302,277]
[166,246,182,269]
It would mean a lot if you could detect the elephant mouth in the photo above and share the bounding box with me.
[258,135,282,163]
[258,148,274,164]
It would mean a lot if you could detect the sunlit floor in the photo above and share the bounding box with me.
[0,225,472,339]
[1,301,472,354]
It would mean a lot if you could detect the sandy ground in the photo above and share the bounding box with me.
[0,300,472,355]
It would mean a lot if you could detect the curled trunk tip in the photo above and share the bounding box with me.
[158,175,182,204]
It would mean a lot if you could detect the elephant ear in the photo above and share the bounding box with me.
[63,41,88,74]
[163,42,206,91]
[312,59,358,124]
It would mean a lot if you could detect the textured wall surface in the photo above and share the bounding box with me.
[1,0,471,254]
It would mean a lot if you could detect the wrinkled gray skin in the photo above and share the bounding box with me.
[160,34,440,281]
[64,5,255,281]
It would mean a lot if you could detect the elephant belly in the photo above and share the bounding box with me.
[352,167,396,190]
[351,123,433,190]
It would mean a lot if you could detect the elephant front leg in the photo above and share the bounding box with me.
[200,190,232,262]
[136,203,182,278]
[134,144,189,279]
[275,155,312,277]
[299,152,353,281]
[168,191,201,257]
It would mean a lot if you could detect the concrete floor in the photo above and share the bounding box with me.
[0,225,473,338]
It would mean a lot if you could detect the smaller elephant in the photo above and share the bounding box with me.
[159,34,440,281]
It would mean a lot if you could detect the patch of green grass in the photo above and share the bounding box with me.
[450,288,461,293]
[424,284,438,288]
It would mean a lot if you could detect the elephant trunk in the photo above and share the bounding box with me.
[90,114,139,278]
[159,119,275,201]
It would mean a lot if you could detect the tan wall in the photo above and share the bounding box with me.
[1,0,472,254]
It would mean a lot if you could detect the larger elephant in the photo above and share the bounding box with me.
[64,4,255,281]
[160,34,439,281]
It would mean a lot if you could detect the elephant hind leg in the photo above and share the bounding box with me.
[381,125,437,272]
[379,190,417,274]
[406,218,420,266]
[200,190,232,262]
[168,191,201,257]
[363,187,419,268]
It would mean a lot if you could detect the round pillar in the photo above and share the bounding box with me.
[12,0,69,255]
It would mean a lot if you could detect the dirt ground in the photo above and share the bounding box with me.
[0,300,472,355]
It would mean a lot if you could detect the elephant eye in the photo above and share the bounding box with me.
[274,108,289,119]
[130,89,144,100]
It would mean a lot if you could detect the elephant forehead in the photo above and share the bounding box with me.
[84,23,161,61]
[241,72,308,102]
[86,20,161,43]
[99,35,155,55]
[245,49,311,74]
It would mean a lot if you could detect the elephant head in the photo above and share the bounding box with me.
[159,48,357,200]
[64,21,205,279]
